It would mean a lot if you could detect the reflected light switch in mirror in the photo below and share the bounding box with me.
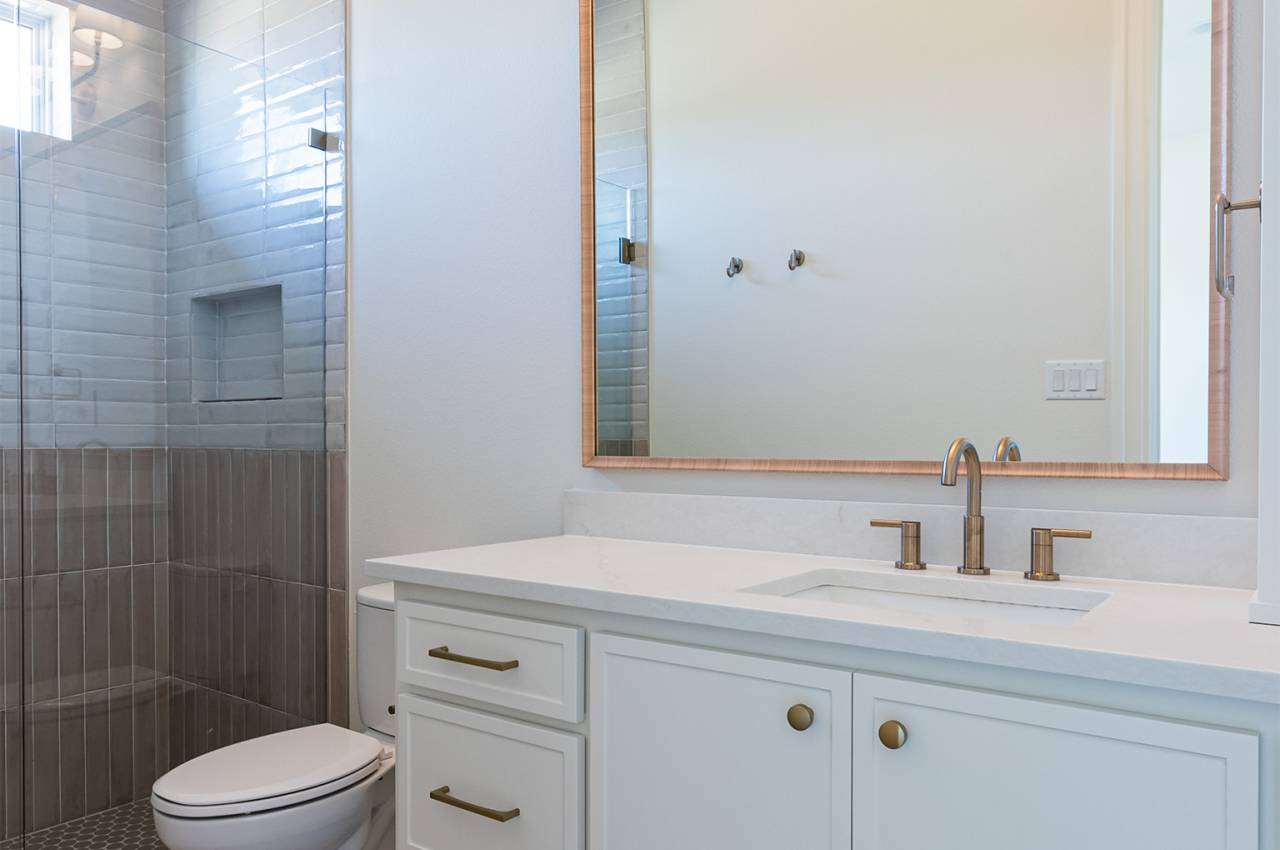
[1045,360,1107,400]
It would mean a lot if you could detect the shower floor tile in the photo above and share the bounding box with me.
[0,800,165,850]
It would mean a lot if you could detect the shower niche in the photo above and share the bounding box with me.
[190,284,285,403]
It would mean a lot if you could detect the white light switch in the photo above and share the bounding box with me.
[1044,360,1107,400]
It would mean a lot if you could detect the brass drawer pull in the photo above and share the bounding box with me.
[428,645,520,672]
[430,785,521,823]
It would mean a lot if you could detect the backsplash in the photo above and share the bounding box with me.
[563,489,1258,589]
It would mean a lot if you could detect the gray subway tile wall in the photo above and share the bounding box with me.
[0,0,350,839]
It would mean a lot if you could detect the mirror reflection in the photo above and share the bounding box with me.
[593,0,1219,465]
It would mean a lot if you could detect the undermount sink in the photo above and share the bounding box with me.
[742,567,1112,626]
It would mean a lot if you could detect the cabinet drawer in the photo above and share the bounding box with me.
[853,674,1259,850]
[397,694,584,850]
[396,600,584,722]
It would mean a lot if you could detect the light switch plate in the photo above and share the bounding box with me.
[1044,360,1107,400]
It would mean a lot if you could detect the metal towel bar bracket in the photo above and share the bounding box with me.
[1214,183,1262,298]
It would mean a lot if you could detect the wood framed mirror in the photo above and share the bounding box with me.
[580,0,1235,479]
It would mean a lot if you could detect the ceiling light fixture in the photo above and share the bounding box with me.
[72,27,124,50]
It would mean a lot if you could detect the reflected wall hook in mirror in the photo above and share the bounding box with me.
[726,257,744,278]
[788,249,806,271]
[1214,182,1262,298]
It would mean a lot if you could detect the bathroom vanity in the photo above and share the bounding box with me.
[369,535,1280,850]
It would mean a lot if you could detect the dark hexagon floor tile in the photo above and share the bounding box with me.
[0,800,165,850]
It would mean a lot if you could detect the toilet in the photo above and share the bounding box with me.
[152,583,399,850]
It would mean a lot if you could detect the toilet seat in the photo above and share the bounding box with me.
[152,724,384,819]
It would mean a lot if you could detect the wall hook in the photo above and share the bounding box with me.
[787,249,806,271]
[1214,182,1262,298]
[726,257,744,278]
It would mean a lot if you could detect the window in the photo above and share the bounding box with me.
[0,1,71,139]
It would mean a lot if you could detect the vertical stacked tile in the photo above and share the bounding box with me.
[325,450,346,726]
[593,0,650,456]
[3,448,172,838]
[166,448,328,762]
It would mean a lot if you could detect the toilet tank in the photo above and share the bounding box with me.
[356,583,396,737]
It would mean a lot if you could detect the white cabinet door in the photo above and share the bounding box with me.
[590,634,852,850]
[854,674,1259,850]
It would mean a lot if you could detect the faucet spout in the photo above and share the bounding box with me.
[993,436,1022,463]
[941,437,989,575]
[941,437,982,516]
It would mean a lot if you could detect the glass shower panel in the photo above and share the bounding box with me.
[0,6,24,842]
[17,3,170,841]
[8,5,337,844]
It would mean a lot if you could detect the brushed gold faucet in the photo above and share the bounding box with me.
[993,436,1022,462]
[941,437,989,575]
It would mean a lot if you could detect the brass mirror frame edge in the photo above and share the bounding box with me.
[578,0,1231,481]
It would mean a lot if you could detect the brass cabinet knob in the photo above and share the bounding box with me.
[787,703,814,732]
[878,720,908,750]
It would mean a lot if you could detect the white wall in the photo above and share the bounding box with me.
[1251,0,1280,624]
[647,0,1121,462]
[1157,0,1214,463]
[349,0,1262,599]
[348,0,584,582]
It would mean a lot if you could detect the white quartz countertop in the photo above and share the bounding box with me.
[367,535,1280,704]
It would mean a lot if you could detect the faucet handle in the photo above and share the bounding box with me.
[1026,527,1092,582]
[870,519,927,571]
